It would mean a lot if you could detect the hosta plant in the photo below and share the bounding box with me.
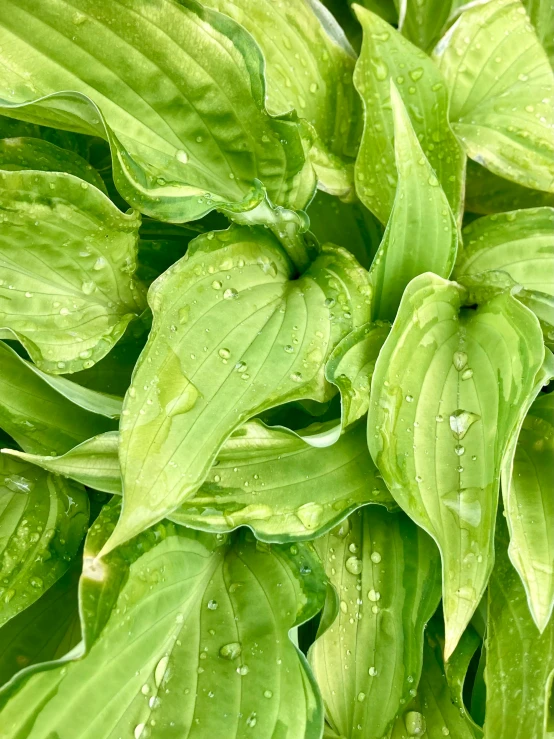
[0,0,553,737]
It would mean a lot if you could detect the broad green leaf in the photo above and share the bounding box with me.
[0,0,315,222]
[3,432,122,495]
[0,565,80,688]
[0,136,107,192]
[5,421,395,537]
[501,390,554,631]
[0,455,88,627]
[310,506,441,739]
[0,168,146,373]
[0,341,116,455]
[455,207,554,347]
[0,501,327,739]
[353,4,465,224]
[523,0,554,67]
[326,322,390,428]
[203,0,362,198]
[369,84,458,321]
[484,517,554,739]
[388,618,479,739]
[104,225,371,553]
[465,160,554,215]
[306,189,384,270]
[355,0,398,25]
[398,0,462,53]
[433,0,554,194]
[367,273,545,659]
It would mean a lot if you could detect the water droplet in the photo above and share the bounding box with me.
[454,445,465,456]
[357,691,366,702]
[449,409,480,439]
[154,656,169,687]
[134,724,146,739]
[237,664,249,676]
[207,599,218,610]
[284,344,294,353]
[264,689,273,698]
[175,149,188,164]
[348,543,358,553]
[246,712,257,728]
[405,395,414,403]
[442,728,450,736]
[368,666,377,676]
[296,502,323,530]
[93,257,106,271]
[453,351,467,371]
[290,372,303,383]
[141,684,150,695]
[371,552,381,563]
[218,348,231,360]
[340,600,348,614]
[409,67,423,81]
[81,281,95,295]
[219,642,241,660]
[461,368,473,380]
[368,589,380,602]
[405,711,426,736]
[223,288,238,300]
[211,280,222,290]
[345,556,363,575]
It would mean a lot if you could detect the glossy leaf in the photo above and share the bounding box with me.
[465,160,554,216]
[501,390,554,631]
[3,432,122,495]
[367,273,545,658]
[433,0,554,193]
[388,618,480,739]
[523,0,554,66]
[326,322,390,428]
[310,506,442,739]
[0,0,314,221]
[0,565,81,688]
[0,136,107,192]
[0,341,116,456]
[0,455,88,627]
[399,0,458,53]
[203,0,362,197]
[369,84,458,321]
[0,501,328,739]
[306,190,383,270]
[484,517,554,739]
[0,168,146,373]
[353,4,465,224]
[105,225,371,552]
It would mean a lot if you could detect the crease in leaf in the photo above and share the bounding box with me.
[0,500,328,739]
[352,3,465,224]
[369,83,459,321]
[367,272,545,659]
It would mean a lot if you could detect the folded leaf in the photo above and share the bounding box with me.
[353,4,465,224]
[0,0,314,220]
[0,501,327,739]
[367,273,545,658]
[307,190,384,270]
[310,506,441,739]
[326,322,390,428]
[501,390,554,631]
[203,0,362,197]
[399,0,456,52]
[0,455,88,628]
[484,516,554,739]
[465,160,554,215]
[0,565,81,688]
[0,136,107,192]
[0,168,145,373]
[388,617,480,739]
[0,341,116,455]
[103,225,371,553]
[369,84,458,320]
[433,0,554,193]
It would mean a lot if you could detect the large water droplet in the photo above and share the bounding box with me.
[345,556,363,575]
[154,656,169,687]
[405,711,426,736]
[453,351,468,371]
[449,409,480,440]
[207,599,218,610]
[219,642,241,660]
[296,502,324,530]
[175,149,189,164]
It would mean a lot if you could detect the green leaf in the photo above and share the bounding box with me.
[202,0,362,198]
[522,0,554,67]
[0,168,146,373]
[104,225,371,553]
[326,322,390,428]
[433,0,554,194]
[353,4,465,224]
[399,0,459,53]
[367,273,545,658]
[0,455,88,627]
[0,501,327,739]
[388,617,480,739]
[0,136,107,193]
[0,565,81,688]
[455,207,554,347]
[355,0,398,25]
[465,160,554,216]
[0,0,315,221]
[501,390,554,631]
[0,341,116,456]
[310,506,441,739]
[444,624,483,737]
[369,84,458,321]
[484,516,554,739]
[306,189,384,270]
[3,432,122,495]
